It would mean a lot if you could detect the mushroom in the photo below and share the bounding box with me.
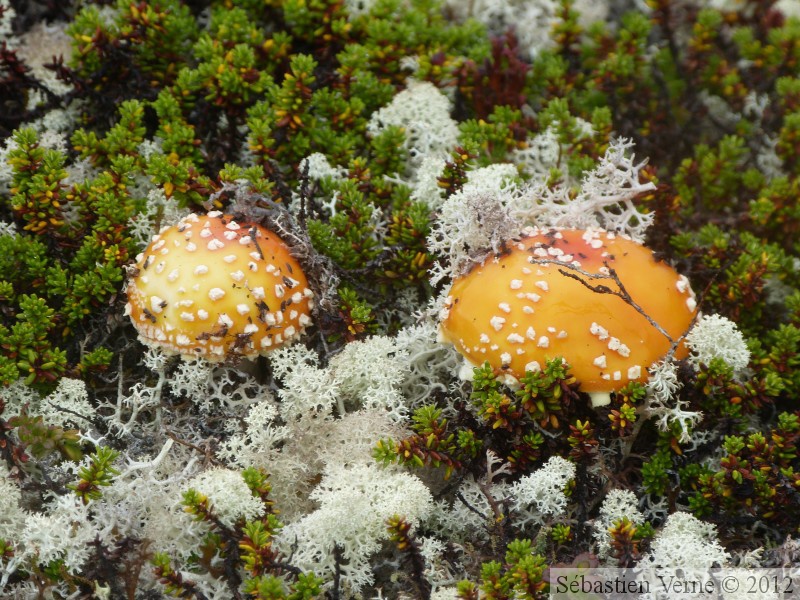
[125,211,314,361]
[438,227,697,407]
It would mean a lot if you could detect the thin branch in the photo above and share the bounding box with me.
[455,490,486,520]
[330,544,343,600]
[164,430,225,468]
[477,481,506,525]
[528,258,677,343]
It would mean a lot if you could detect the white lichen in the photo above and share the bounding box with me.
[15,20,73,101]
[128,188,189,249]
[0,466,27,581]
[0,0,15,40]
[429,138,655,285]
[427,166,523,285]
[328,335,411,421]
[278,463,433,593]
[511,126,564,179]
[684,313,751,377]
[776,0,800,18]
[409,155,448,207]
[2,378,94,431]
[645,359,702,444]
[593,489,645,560]
[367,80,459,176]
[442,0,560,58]
[393,320,462,410]
[442,0,607,58]
[516,138,656,240]
[509,456,576,527]
[18,494,98,576]
[299,152,348,182]
[269,343,341,421]
[640,511,730,570]
[184,468,266,528]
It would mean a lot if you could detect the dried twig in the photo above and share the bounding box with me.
[529,258,677,343]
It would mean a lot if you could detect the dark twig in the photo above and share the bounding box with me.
[455,490,487,521]
[527,258,677,343]
[329,544,344,600]
[164,430,224,468]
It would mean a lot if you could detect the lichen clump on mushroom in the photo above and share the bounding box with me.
[439,227,697,404]
[125,211,314,361]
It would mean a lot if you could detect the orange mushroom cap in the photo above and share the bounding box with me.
[439,227,696,402]
[125,211,314,361]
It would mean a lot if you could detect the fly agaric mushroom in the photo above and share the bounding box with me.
[438,227,697,407]
[125,211,314,361]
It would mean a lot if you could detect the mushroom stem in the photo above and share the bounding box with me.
[589,391,612,408]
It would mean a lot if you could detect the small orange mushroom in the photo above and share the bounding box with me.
[439,227,696,406]
[125,211,314,361]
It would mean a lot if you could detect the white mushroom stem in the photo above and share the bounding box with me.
[589,391,612,408]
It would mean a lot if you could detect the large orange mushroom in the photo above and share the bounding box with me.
[439,227,696,406]
[125,211,314,361]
